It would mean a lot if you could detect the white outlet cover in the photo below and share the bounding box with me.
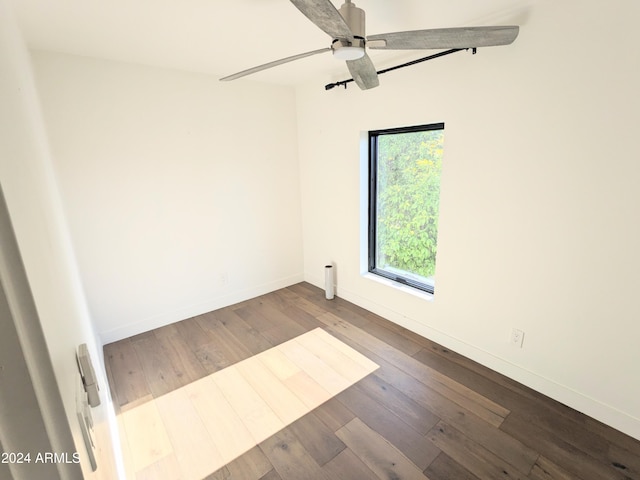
[511,328,525,348]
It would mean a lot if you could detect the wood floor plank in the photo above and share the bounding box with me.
[149,321,180,339]
[103,346,120,409]
[121,399,173,473]
[335,417,428,480]
[196,312,254,363]
[193,340,234,374]
[278,339,353,396]
[155,388,225,479]
[501,413,631,480]
[282,371,332,411]
[257,347,302,381]
[340,297,435,346]
[235,352,310,425]
[153,326,208,384]
[336,383,441,471]
[286,281,331,299]
[332,298,425,356]
[259,427,333,480]
[271,287,300,304]
[311,397,356,433]
[608,443,640,479]
[322,448,380,480]
[238,303,308,345]
[245,296,308,342]
[528,455,576,480]
[285,282,324,299]
[280,303,324,331]
[413,346,616,465]
[316,312,510,427]
[258,290,294,310]
[223,445,273,480]
[131,334,186,398]
[262,317,309,345]
[129,330,156,342]
[295,330,377,383]
[294,287,388,343]
[412,346,545,407]
[299,284,538,418]
[284,292,330,319]
[424,452,481,480]
[516,405,612,471]
[215,306,274,355]
[172,316,217,351]
[364,353,538,475]
[287,412,346,467]
[356,373,440,436]
[116,409,136,478]
[212,365,284,444]
[401,318,633,465]
[233,304,278,333]
[259,468,283,480]
[104,339,151,408]
[288,287,370,328]
[176,333,370,479]
[135,453,181,480]
[204,466,230,480]
[427,421,529,480]
[585,417,640,458]
[185,376,256,464]
[310,327,381,373]
[318,300,371,329]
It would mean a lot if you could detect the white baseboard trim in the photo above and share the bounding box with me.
[304,274,640,442]
[98,273,304,345]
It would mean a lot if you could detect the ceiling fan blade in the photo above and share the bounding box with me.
[290,0,353,39]
[368,26,519,50]
[220,47,331,81]
[346,53,379,90]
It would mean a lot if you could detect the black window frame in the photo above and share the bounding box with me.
[368,122,445,295]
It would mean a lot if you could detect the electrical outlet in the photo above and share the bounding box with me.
[511,328,525,348]
[219,271,229,286]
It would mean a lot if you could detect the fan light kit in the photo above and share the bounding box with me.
[220,0,519,91]
[332,40,365,60]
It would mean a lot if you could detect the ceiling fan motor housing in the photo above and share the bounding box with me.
[339,1,365,39]
[332,1,366,60]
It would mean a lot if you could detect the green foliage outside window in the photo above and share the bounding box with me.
[375,129,443,279]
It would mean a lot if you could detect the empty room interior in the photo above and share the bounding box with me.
[1,0,640,479]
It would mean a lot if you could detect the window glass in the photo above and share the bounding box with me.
[369,123,444,294]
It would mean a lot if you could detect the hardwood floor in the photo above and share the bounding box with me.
[104,282,640,480]
[117,327,379,478]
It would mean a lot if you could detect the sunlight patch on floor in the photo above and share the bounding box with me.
[117,327,379,479]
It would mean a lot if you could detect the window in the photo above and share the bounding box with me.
[368,123,444,295]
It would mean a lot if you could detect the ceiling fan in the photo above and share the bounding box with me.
[220,0,519,90]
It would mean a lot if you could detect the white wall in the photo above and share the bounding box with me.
[296,0,640,439]
[31,52,304,343]
[0,1,120,477]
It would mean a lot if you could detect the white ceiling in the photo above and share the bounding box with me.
[10,0,531,88]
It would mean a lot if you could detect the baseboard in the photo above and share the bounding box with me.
[304,274,640,442]
[99,273,304,345]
